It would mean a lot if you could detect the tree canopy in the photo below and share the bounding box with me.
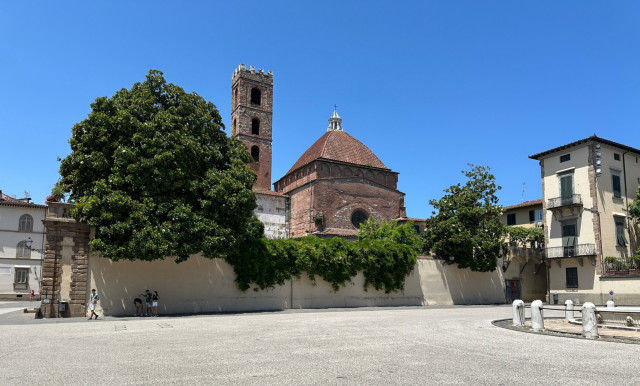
[630,186,640,221]
[58,70,262,263]
[422,165,504,272]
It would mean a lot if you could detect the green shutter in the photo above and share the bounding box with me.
[612,174,621,198]
[560,175,573,198]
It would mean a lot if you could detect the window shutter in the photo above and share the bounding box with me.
[561,175,573,198]
[612,174,621,198]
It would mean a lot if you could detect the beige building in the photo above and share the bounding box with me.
[500,199,547,302]
[530,135,640,305]
[0,191,46,299]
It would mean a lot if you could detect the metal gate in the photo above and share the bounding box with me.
[505,279,521,303]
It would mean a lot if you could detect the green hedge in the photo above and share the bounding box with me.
[224,220,420,293]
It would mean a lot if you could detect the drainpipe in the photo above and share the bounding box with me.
[622,151,631,252]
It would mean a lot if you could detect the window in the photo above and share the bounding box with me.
[251,146,260,162]
[612,171,621,198]
[19,214,33,232]
[14,267,29,290]
[559,173,573,203]
[507,213,516,225]
[250,88,261,105]
[529,210,535,222]
[562,223,576,257]
[535,209,544,222]
[251,118,260,135]
[614,153,620,161]
[16,241,31,258]
[351,210,368,228]
[566,267,578,288]
[616,219,627,246]
[560,154,570,163]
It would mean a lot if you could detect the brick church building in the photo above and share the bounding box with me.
[231,64,406,239]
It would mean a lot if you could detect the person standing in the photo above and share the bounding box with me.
[152,291,160,317]
[143,290,152,316]
[88,289,99,320]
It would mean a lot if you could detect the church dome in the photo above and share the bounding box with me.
[286,111,388,174]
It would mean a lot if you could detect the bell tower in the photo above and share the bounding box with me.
[231,64,274,190]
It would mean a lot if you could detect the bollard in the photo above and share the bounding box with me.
[565,299,575,321]
[531,300,544,331]
[582,302,599,339]
[606,300,615,308]
[512,300,525,326]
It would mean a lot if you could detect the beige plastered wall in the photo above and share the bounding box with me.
[87,255,507,316]
[502,260,546,302]
[548,257,640,305]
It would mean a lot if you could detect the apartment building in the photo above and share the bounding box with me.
[530,135,640,305]
[500,199,546,302]
[0,191,46,299]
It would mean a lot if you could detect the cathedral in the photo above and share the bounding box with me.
[231,64,407,239]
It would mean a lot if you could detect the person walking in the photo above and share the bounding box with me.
[88,289,99,320]
[152,291,160,317]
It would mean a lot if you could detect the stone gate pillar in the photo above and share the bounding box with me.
[40,203,92,318]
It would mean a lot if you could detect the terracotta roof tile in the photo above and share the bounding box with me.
[0,192,47,209]
[503,199,543,210]
[287,131,388,174]
[312,228,359,237]
[254,189,287,197]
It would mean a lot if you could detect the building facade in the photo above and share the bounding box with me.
[232,64,407,239]
[500,199,547,302]
[274,110,406,238]
[530,135,640,305]
[0,191,46,299]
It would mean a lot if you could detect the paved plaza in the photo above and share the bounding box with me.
[1,303,640,385]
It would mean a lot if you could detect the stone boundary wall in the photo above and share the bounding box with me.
[88,256,507,317]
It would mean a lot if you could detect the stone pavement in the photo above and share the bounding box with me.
[2,304,640,385]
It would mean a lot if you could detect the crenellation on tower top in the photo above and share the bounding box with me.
[232,63,273,80]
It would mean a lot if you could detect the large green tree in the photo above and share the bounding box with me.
[630,186,640,221]
[58,70,262,263]
[422,165,503,272]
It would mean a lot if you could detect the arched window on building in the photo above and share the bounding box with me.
[234,87,238,104]
[252,118,260,135]
[251,146,260,162]
[251,88,261,105]
[19,214,33,232]
[16,241,31,258]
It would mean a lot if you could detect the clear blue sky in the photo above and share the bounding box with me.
[2,1,639,219]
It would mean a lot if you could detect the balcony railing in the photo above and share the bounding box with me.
[603,259,640,277]
[544,243,596,258]
[503,246,542,261]
[547,194,582,210]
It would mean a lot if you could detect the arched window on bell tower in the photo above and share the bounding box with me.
[251,146,260,162]
[251,88,261,105]
[252,118,260,135]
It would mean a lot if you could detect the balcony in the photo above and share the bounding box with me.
[503,246,543,262]
[544,244,596,259]
[546,194,582,210]
[603,259,640,277]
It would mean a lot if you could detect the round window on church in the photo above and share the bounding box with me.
[351,210,368,229]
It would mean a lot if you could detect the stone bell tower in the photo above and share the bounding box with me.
[231,64,274,190]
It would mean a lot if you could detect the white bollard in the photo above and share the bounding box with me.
[606,300,615,308]
[565,299,575,321]
[582,302,599,339]
[512,300,525,326]
[531,300,544,331]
